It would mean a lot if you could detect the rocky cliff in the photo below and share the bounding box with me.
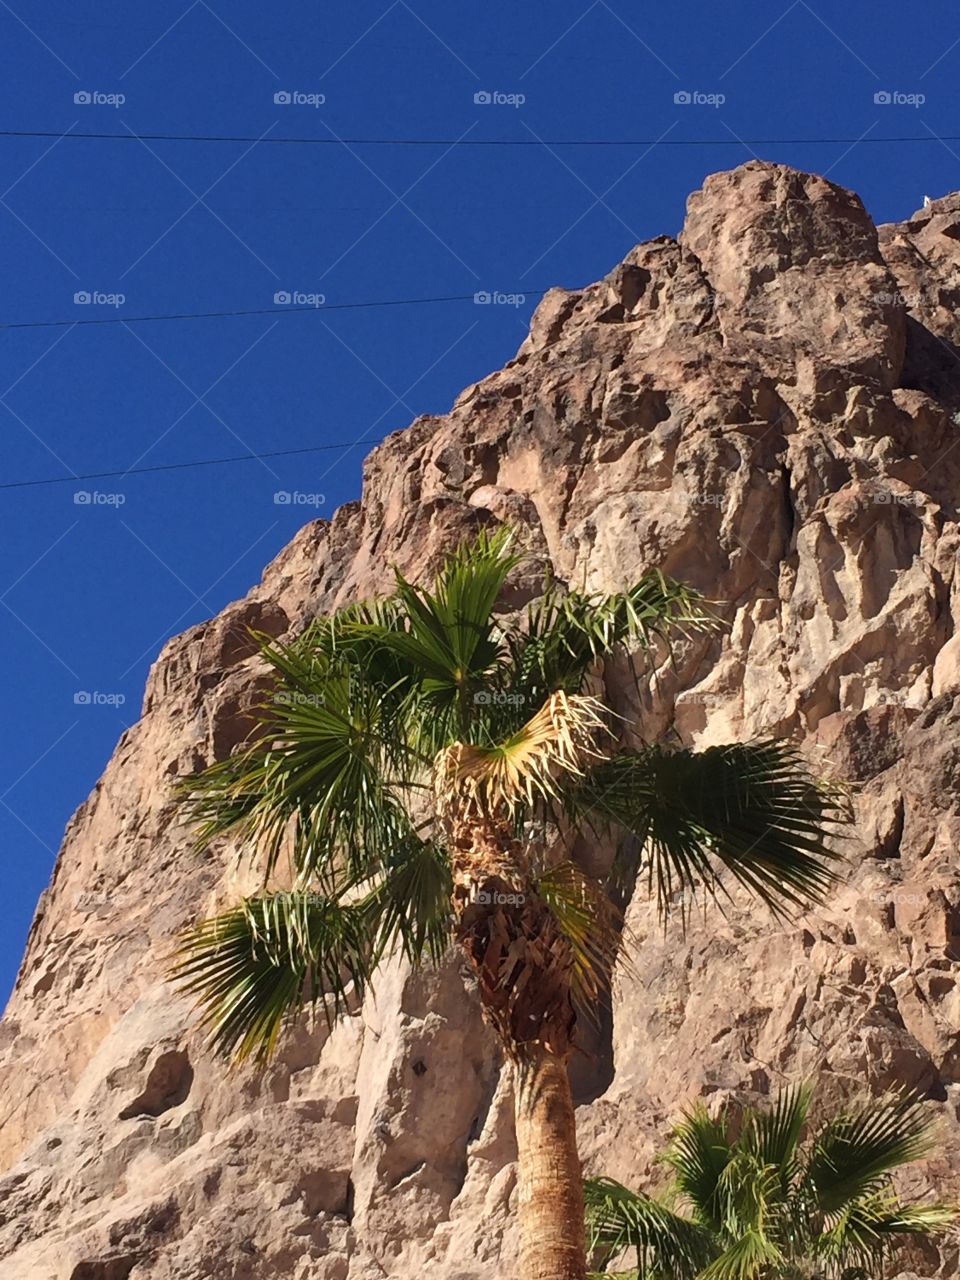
[3,161,960,1279]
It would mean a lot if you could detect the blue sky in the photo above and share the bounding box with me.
[2,0,958,1002]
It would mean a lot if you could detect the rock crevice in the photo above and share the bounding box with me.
[4,161,960,1278]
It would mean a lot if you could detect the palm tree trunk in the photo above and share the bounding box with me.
[513,1045,587,1280]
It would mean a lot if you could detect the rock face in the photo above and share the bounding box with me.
[4,161,960,1278]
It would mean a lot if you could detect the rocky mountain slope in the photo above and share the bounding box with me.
[3,161,960,1279]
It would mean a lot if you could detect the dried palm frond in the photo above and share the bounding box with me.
[434,690,611,822]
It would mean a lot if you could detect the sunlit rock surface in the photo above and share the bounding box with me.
[3,162,960,1279]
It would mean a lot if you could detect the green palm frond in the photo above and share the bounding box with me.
[182,644,421,880]
[428,524,521,672]
[744,1082,813,1188]
[367,835,452,967]
[591,1087,954,1280]
[352,527,520,746]
[585,1176,715,1279]
[513,571,717,699]
[572,740,845,919]
[664,1105,733,1233]
[697,1227,782,1280]
[815,1191,958,1271]
[174,889,373,1064]
[537,861,624,1011]
[714,1149,781,1239]
[870,1201,959,1234]
[807,1094,936,1214]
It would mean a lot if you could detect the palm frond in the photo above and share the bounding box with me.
[435,691,610,820]
[744,1083,813,1187]
[572,741,845,919]
[174,889,372,1064]
[807,1094,937,1214]
[585,1176,715,1279]
[367,835,452,967]
[512,572,717,698]
[814,1192,958,1274]
[181,643,419,880]
[350,527,519,748]
[870,1201,959,1234]
[591,1088,955,1280]
[697,1227,782,1280]
[714,1150,781,1239]
[429,524,521,673]
[537,861,625,1012]
[663,1105,733,1232]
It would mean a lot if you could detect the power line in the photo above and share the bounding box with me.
[0,291,547,331]
[1,128,958,148]
[0,440,385,491]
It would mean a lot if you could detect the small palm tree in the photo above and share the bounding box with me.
[173,528,844,1280]
[586,1086,957,1279]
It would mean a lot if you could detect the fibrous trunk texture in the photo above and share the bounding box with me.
[6,162,960,1278]
[513,1048,586,1280]
[448,814,578,1058]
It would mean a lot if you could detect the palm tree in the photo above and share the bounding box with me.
[173,527,844,1280]
[585,1086,957,1279]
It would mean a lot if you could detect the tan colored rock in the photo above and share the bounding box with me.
[4,161,960,1277]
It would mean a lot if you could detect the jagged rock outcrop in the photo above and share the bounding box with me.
[3,161,960,1278]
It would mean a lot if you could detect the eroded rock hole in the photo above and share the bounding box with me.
[119,1049,193,1120]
